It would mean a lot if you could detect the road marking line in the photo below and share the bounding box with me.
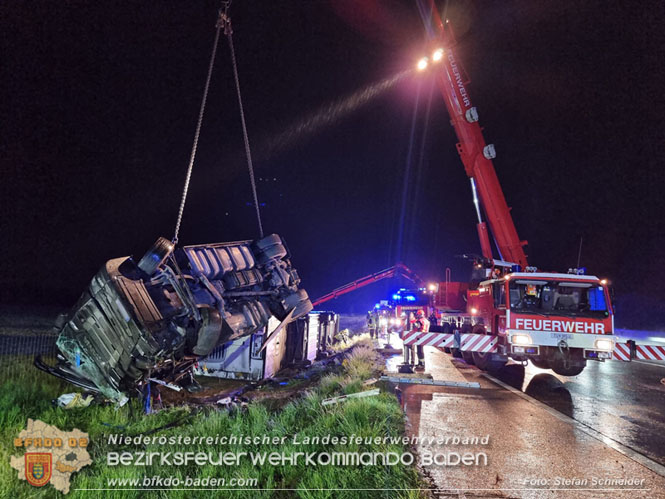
[633,360,665,369]
[482,372,665,479]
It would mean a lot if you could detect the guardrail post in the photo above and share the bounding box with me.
[628,339,636,360]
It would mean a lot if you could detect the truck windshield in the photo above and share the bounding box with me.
[509,280,609,318]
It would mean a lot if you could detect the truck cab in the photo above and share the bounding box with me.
[467,271,614,375]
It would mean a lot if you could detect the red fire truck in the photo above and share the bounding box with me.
[311,5,665,373]
[413,5,615,375]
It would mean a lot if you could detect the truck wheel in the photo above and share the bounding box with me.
[137,237,174,276]
[472,351,507,372]
[256,241,287,263]
[254,234,282,250]
[550,350,586,376]
[551,362,585,377]
[271,290,313,320]
[529,357,551,369]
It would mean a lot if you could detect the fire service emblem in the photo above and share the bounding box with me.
[25,453,52,487]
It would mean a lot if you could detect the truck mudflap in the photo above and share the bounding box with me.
[613,341,665,362]
[402,331,498,353]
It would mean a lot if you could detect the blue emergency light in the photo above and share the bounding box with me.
[567,267,587,275]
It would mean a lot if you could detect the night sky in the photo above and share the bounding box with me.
[2,1,664,327]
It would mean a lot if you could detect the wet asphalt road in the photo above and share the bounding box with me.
[388,348,665,498]
[499,357,665,468]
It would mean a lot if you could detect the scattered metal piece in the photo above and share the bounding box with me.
[259,308,295,353]
[363,378,378,386]
[379,376,480,389]
[148,378,183,392]
[322,388,380,406]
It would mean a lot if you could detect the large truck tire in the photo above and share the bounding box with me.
[254,234,282,250]
[461,351,475,365]
[472,351,507,372]
[137,237,174,276]
[257,243,287,263]
[550,349,586,376]
[551,362,586,377]
[271,289,313,321]
[529,357,551,369]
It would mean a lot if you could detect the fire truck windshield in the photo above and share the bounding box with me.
[508,280,609,318]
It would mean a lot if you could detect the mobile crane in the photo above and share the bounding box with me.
[411,2,615,375]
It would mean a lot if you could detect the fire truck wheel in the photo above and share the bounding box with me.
[529,357,551,369]
[472,351,507,372]
[551,362,586,377]
[550,350,586,376]
[461,351,475,365]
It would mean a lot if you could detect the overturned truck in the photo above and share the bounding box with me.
[37,234,314,404]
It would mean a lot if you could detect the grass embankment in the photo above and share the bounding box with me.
[1,340,424,498]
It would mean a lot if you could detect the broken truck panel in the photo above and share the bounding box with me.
[43,234,312,402]
[194,311,340,381]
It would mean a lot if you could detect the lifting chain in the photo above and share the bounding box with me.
[173,0,264,244]
[172,11,223,245]
[221,4,265,238]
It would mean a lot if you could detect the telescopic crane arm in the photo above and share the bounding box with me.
[422,0,529,269]
[311,263,425,307]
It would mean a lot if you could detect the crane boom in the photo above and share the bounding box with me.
[422,2,528,268]
[311,263,424,307]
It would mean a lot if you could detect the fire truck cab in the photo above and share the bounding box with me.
[465,271,614,375]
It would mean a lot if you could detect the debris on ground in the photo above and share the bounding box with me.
[56,392,94,409]
[321,388,380,406]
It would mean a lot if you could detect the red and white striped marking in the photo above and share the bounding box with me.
[402,331,498,353]
[613,342,665,362]
[613,343,631,361]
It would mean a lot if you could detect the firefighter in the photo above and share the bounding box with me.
[367,311,377,339]
[518,284,540,310]
[429,310,438,327]
[410,309,430,369]
[400,312,416,366]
